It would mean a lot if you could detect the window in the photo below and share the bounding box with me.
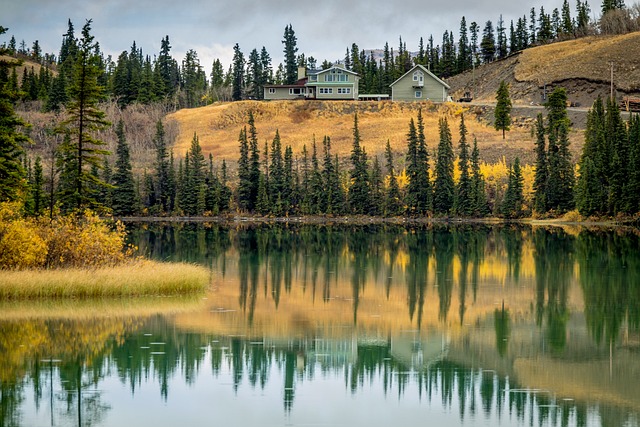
[415,90,422,98]
[289,88,303,95]
[337,88,351,94]
[309,75,317,81]
[413,71,424,84]
[324,69,348,82]
[319,88,333,94]
[268,88,276,94]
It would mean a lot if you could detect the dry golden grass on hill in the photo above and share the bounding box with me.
[516,33,640,91]
[167,100,548,166]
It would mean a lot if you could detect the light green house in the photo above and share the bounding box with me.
[264,64,359,101]
[390,64,450,102]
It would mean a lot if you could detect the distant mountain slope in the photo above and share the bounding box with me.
[447,32,640,106]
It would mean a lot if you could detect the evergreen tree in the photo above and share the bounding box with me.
[348,114,370,214]
[270,129,284,214]
[496,15,508,59]
[322,136,344,214]
[152,120,170,212]
[458,17,472,73]
[545,88,575,213]
[470,138,489,216]
[231,43,245,101]
[384,140,403,216]
[309,138,324,214]
[248,111,261,211]
[501,157,525,218]
[236,127,251,211]
[494,80,512,139]
[282,25,299,85]
[480,21,496,63]
[111,119,137,215]
[405,110,431,215]
[561,0,575,36]
[455,115,473,216]
[56,20,111,211]
[532,114,548,213]
[369,155,384,216]
[433,117,455,215]
[0,26,28,202]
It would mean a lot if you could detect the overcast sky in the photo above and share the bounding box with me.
[4,0,576,71]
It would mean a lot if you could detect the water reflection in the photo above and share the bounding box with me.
[1,224,639,426]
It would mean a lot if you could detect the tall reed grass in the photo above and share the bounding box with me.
[0,260,210,299]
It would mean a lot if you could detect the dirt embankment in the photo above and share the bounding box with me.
[446,32,640,108]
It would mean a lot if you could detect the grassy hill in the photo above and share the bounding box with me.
[447,32,640,106]
[167,100,580,168]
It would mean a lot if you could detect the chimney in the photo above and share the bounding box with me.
[297,66,306,80]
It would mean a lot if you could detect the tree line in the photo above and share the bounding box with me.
[1,0,635,110]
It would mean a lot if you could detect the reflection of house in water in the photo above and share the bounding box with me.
[262,332,449,371]
[389,331,450,370]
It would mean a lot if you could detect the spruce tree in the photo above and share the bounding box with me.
[0,27,28,202]
[433,117,455,215]
[282,25,299,85]
[455,115,473,216]
[545,87,575,213]
[501,157,525,218]
[55,20,111,212]
[384,140,403,216]
[495,80,512,139]
[532,114,548,213]
[470,138,489,216]
[349,114,370,214]
[111,119,137,216]
[231,43,245,101]
[480,21,496,63]
[236,127,251,211]
[248,112,261,212]
[153,120,170,213]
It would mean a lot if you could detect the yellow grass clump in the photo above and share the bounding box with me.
[0,260,210,299]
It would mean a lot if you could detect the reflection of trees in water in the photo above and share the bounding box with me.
[533,228,574,353]
[577,230,640,346]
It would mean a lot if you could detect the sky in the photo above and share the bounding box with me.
[3,0,573,72]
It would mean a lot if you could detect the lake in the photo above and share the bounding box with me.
[1,223,639,427]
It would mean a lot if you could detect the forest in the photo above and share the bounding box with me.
[2,0,640,220]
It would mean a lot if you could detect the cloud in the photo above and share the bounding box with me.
[3,0,574,69]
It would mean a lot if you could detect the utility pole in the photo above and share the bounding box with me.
[611,61,614,101]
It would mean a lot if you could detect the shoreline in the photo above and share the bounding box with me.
[117,214,638,229]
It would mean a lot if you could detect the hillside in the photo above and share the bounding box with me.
[167,100,583,167]
[447,32,640,106]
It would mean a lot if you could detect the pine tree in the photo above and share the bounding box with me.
[501,157,525,218]
[384,140,403,216]
[231,43,245,101]
[28,156,45,216]
[545,87,575,213]
[236,127,251,211]
[0,26,28,202]
[111,119,138,215]
[405,110,431,215]
[495,81,512,139]
[496,15,508,59]
[434,117,455,215]
[152,120,171,213]
[55,20,111,212]
[248,112,261,211]
[480,21,496,63]
[470,138,489,216]
[532,114,548,214]
[369,156,384,216]
[455,115,473,216]
[270,130,284,214]
[282,25,299,85]
[349,114,370,214]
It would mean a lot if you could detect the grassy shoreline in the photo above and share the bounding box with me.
[118,214,639,228]
[0,260,210,300]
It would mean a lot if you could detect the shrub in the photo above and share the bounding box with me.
[0,203,132,270]
[0,203,48,269]
[39,211,131,269]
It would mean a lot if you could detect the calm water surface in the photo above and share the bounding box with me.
[1,224,639,427]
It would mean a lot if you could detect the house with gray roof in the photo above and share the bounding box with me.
[389,64,450,102]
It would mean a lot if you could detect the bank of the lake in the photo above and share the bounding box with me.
[0,260,210,299]
[118,213,640,228]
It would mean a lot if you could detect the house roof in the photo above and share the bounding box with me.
[389,64,450,89]
[264,78,307,88]
[314,65,360,76]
